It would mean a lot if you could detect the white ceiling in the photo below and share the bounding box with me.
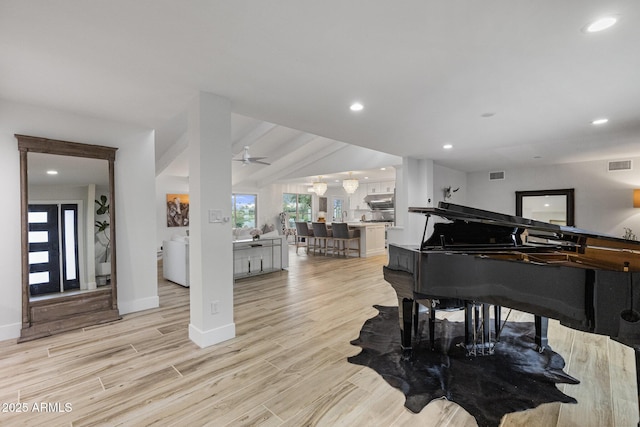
[2,1,640,186]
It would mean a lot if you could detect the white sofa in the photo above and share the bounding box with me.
[162,236,189,287]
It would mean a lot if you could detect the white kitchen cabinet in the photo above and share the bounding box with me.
[350,187,367,210]
[367,182,381,194]
[348,180,395,211]
[364,224,386,256]
[345,223,386,257]
[380,181,395,194]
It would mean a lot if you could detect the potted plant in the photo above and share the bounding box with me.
[250,228,262,240]
[95,194,111,278]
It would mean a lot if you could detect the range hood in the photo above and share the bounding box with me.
[364,193,395,211]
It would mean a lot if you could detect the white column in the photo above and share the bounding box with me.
[188,92,235,348]
[388,157,434,246]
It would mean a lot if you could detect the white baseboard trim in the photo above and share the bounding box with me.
[118,295,160,315]
[189,322,236,348]
[0,322,21,342]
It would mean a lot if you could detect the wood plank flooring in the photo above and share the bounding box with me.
[0,247,637,426]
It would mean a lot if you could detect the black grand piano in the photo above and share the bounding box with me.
[384,202,640,404]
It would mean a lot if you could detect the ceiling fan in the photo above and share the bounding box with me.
[233,146,270,166]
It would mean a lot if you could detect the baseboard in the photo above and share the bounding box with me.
[118,295,160,315]
[0,322,22,342]
[189,322,236,348]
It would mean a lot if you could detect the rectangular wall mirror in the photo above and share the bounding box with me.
[515,188,575,227]
[17,134,120,342]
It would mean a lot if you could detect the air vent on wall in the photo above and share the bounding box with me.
[608,160,632,171]
[489,171,505,180]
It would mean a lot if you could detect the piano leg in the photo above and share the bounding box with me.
[494,306,501,341]
[429,304,436,351]
[535,315,549,351]
[413,301,420,336]
[474,304,480,346]
[399,297,414,354]
[465,301,473,347]
[482,304,490,352]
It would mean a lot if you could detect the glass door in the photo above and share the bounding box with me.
[60,204,80,290]
[333,198,344,222]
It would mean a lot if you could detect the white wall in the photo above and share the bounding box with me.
[466,159,640,236]
[433,164,468,206]
[0,98,159,341]
[391,157,434,246]
[115,131,159,315]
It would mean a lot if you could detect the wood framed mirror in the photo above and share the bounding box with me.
[17,134,120,342]
[515,188,575,227]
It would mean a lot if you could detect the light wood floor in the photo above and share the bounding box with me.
[0,247,638,426]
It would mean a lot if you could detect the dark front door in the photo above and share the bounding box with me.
[28,203,81,295]
[28,204,60,295]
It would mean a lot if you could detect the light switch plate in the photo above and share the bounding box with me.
[208,209,223,223]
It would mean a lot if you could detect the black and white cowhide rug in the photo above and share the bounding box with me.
[348,305,579,427]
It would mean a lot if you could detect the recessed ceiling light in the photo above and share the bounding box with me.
[350,102,364,112]
[592,118,609,125]
[584,16,618,33]
[364,176,369,180]
[443,144,453,150]
[380,167,386,171]
[47,170,58,175]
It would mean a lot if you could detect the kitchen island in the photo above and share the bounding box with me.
[345,222,387,257]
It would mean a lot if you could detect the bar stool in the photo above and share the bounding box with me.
[294,222,314,254]
[311,222,333,255]
[331,222,360,257]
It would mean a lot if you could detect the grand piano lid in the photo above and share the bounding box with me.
[410,202,640,248]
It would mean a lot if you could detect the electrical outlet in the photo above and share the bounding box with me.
[210,300,219,314]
